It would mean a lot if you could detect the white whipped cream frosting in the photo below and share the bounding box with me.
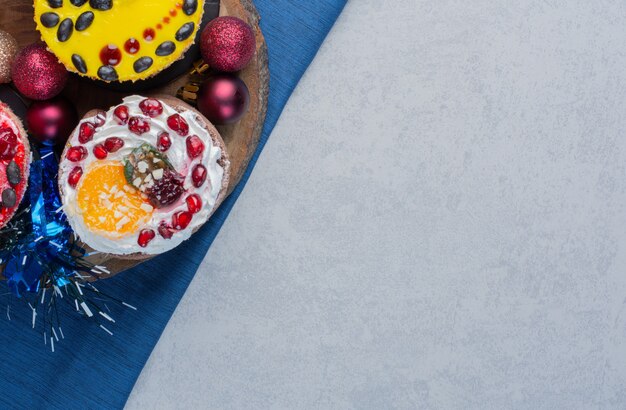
[59,95,226,255]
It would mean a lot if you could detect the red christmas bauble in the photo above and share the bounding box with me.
[12,43,68,101]
[200,17,255,72]
[26,96,78,145]
[197,74,250,125]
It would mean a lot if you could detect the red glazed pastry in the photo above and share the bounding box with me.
[0,102,30,228]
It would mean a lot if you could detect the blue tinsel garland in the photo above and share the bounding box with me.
[0,144,133,347]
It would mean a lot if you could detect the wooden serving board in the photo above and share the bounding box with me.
[0,0,269,278]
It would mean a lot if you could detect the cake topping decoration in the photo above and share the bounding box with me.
[100,44,122,66]
[41,12,60,28]
[57,18,73,42]
[75,12,94,31]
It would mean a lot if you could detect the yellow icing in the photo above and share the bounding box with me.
[33,0,204,82]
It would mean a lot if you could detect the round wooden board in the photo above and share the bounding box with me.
[0,0,269,278]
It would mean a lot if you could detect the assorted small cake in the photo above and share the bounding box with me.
[59,95,229,256]
[0,102,30,229]
[34,0,205,82]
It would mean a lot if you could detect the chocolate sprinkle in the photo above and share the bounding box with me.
[133,57,153,73]
[175,22,195,42]
[89,0,112,10]
[155,41,176,56]
[40,12,60,28]
[182,0,198,16]
[6,161,21,186]
[72,54,88,74]
[2,188,16,208]
[75,11,94,31]
[57,18,73,42]
[98,65,118,81]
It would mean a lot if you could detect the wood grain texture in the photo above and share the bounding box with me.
[0,0,269,278]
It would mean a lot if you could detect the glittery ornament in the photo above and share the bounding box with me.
[26,96,78,145]
[200,17,255,72]
[0,30,18,84]
[11,43,68,100]
[197,74,250,125]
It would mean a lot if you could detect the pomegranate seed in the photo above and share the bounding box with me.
[66,146,87,162]
[113,105,129,125]
[68,166,83,188]
[94,110,106,127]
[166,114,189,136]
[78,122,95,143]
[191,164,207,187]
[186,194,202,214]
[104,137,124,152]
[158,221,174,239]
[157,131,171,152]
[139,98,163,117]
[172,211,192,230]
[128,116,150,135]
[93,144,108,159]
[0,127,18,160]
[137,229,156,248]
[186,135,204,159]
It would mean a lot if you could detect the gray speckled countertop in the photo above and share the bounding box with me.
[126,1,626,408]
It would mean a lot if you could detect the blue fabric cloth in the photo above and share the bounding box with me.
[0,1,346,408]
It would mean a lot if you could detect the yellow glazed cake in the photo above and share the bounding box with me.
[34,0,204,82]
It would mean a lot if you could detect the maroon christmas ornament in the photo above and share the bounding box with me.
[26,96,78,145]
[200,16,255,72]
[12,43,68,101]
[197,74,250,125]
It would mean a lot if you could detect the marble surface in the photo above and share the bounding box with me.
[127,0,626,408]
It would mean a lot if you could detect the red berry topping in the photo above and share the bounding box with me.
[166,113,189,136]
[172,211,192,230]
[124,38,140,54]
[137,229,156,248]
[186,135,204,159]
[143,28,156,41]
[93,143,108,160]
[94,110,107,128]
[139,98,163,118]
[186,194,202,214]
[191,164,207,187]
[78,122,96,143]
[100,44,122,66]
[128,116,150,135]
[158,221,174,239]
[68,166,83,188]
[66,146,87,162]
[0,127,18,160]
[113,105,130,125]
[104,137,124,152]
[147,170,184,208]
[157,132,171,152]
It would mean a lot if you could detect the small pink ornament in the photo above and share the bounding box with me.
[200,17,255,72]
[26,96,78,146]
[197,74,250,125]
